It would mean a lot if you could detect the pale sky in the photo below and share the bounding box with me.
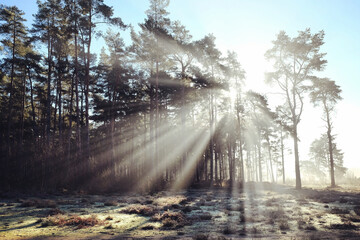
[3,0,360,175]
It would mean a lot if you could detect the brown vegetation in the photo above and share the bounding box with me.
[41,214,104,229]
[120,204,156,216]
[151,210,189,229]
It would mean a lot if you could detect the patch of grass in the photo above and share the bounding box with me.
[47,208,64,216]
[57,199,75,205]
[41,214,104,229]
[249,226,260,234]
[162,218,178,228]
[104,224,114,229]
[265,197,279,207]
[348,216,360,222]
[35,219,43,224]
[171,204,181,209]
[353,206,360,216]
[199,212,212,220]
[179,198,188,205]
[339,197,348,203]
[297,219,306,229]
[225,205,243,211]
[181,205,192,213]
[279,220,290,230]
[305,225,317,231]
[120,204,156,216]
[151,210,189,229]
[37,199,56,208]
[329,223,357,230]
[20,199,57,208]
[141,224,154,230]
[296,197,308,203]
[80,198,91,204]
[104,200,118,206]
[154,195,188,208]
[144,199,153,204]
[266,207,285,219]
[19,199,35,207]
[193,234,208,240]
[330,207,350,214]
[223,226,235,234]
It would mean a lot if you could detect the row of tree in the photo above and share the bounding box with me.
[0,0,344,192]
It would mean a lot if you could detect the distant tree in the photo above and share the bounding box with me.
[265,29,327,189]
[77,0,126,183]
[309,134,346,182]
[195,34,223,183]
[244,91,273,182]
[224,51,246,182]
[310,77,342,187]
[168,20,194,173]
[131,0,172,185]
[274,105,292,183]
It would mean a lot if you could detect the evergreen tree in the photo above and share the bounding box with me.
[310,77,342,187]
[265,29,327,189]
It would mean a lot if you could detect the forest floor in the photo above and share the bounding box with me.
[1,183,360,239]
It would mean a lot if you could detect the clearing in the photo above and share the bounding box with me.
[1,183,360,239]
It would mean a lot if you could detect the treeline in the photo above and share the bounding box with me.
[0,0,345,192]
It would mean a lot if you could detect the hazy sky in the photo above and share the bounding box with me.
[3,0,360,174]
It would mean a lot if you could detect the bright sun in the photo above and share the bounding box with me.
[233,43,272,93]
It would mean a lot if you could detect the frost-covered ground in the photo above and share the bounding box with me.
[1,183,360,239]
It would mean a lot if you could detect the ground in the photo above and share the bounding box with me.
[1,183,360,239]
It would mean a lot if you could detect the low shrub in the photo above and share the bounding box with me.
[279,220,290,230]
[223,226,235,234]
[305,225,317,231]
[353,206,360,216]
[104,224,114,229]
[120,204,155,216]
[41,214,104,229]
[199,212,212,220]
[266,207,285,219]
[141,224,154,230]
[329,223,357,230]
[330,207,350,215]
[151,210,189,229]
[154,195,188,208]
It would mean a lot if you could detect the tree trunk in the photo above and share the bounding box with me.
[293,126,302,189]
[7,15,17,158]
[58,69,62,141]
[28,68,38,138]
[67,64,74,184]
[181,66,186,175]
[83,5,92,182]
[267,137,275,183]
[74,0,81,177]
[209,89,214,183]
[326,109,335,187]
[280,130,285,184]
[257,137,262,182]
